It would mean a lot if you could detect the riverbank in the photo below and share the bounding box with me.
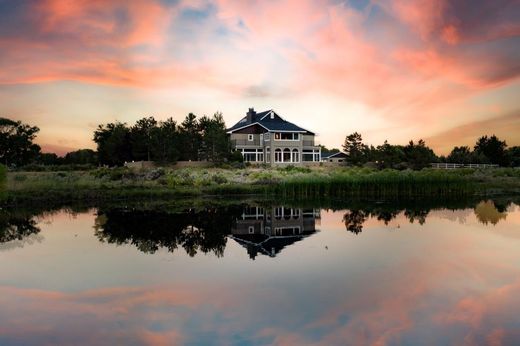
[3,166,520,205]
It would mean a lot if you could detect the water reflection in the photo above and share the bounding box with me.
[94,206,243,257]
[0,197,519,345]
[230,207,320,259]
[0,210,42,250]
[0,198,518,253]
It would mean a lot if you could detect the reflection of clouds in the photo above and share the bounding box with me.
[437,279,520,345]
[1,204,519,345]
[0,233,44,252]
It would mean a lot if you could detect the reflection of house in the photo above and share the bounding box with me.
[227,108,321,166]
[229,206,320,259]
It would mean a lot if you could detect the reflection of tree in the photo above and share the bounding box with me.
[474,200,507,225]
[373,209,399,225]
[343,210,367,234]
[0,211,40,244]
[404,209,429,225]
[94,207,242,257]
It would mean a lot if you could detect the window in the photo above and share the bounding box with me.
[270,112,274,119]
[283,148,291,162]
[275,133,300,141]
[292,149,299,163]
[275,148,282,162]
[302,149,320,162]
[264,133,270,141]
[241,148,264,162]
[248,134,254,141]
[248,226,254,234]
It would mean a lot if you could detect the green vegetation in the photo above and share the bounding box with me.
[3,166,519,205]
[93,112,232,166]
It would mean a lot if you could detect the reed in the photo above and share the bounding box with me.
[273,169,473,199]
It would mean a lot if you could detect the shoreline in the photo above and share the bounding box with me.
[3,166,520,206]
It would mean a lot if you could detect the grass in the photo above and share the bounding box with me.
[2,165,519,205]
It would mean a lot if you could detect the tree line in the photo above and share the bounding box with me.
[93,112,233,166]
[333,132,520,169]
[0,113,235,167]
[1,115,519,169]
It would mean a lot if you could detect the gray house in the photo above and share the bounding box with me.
[227,108,321,165]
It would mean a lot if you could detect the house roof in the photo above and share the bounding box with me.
[321,151,348,159]
[227,109,314,134]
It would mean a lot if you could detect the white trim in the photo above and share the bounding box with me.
[248,134,254,141]
[227,122,270,134]
[323,151,347,159]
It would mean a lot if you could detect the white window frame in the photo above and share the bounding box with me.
[248,134,254,141]
[273,132,300,141]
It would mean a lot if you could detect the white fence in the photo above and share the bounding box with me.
[430,163,499,169]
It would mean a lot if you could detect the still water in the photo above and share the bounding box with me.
[1,198,519,345]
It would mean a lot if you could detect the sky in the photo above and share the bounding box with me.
[0,0,519,155]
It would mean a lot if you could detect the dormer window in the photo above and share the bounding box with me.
[270,112,274,119]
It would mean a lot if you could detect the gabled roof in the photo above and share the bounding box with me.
[227,109,314,134]
[321,151,348,159]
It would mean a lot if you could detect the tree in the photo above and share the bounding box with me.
[0,117,41,166]
[93,122,132,166]
[506,146,520,167]
[342,132,367,165]
[130,117,157,161]
[374,140,405,169]
[179,113,201,161]
[150,118,180,163]
[447,146,472,164]
[64,149,97,165]
[403,139,437,170]
[199,112,230,162]
[37,153,62,165]
[474,135,507,166]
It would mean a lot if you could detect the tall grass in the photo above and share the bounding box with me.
[273,168,473,199]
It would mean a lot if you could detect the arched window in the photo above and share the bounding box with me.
[292,148,299,163]
[283,148,291,162]
[275,148,282,163]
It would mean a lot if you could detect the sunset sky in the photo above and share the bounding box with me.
[0,0,518,155]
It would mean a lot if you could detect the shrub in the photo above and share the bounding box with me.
[0,164,6,186]
[212,174,228,185]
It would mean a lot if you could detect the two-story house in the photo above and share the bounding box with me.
[227,108,321,165]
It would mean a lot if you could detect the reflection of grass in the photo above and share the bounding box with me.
[3,166,520,204]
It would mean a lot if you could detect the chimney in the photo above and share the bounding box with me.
[246,107,256,122]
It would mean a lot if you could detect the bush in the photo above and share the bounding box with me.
[0,164,6,186]
[279,165,311,173]
[212,174,228,185]
[91,167,135,181]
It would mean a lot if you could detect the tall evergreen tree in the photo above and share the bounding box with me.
[342,132,367,165]
[179,113,201,161]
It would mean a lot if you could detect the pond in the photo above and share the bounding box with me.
[1,197,519,345]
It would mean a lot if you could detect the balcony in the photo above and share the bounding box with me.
[232,138,261,147]
[303,140,315,147]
